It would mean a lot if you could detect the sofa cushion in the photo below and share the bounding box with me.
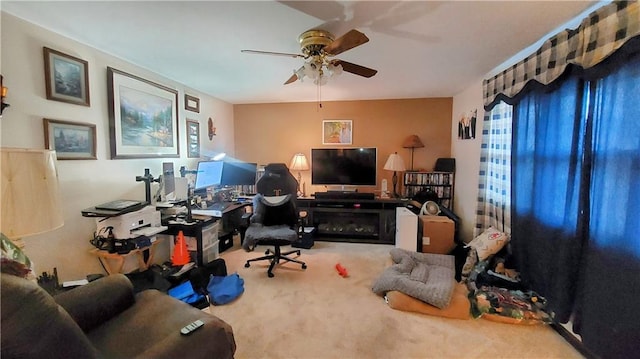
[87,289,236,359]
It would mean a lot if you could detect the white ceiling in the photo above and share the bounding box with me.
[2,1,598,104]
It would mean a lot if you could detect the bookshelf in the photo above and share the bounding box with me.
[403,171,455,209]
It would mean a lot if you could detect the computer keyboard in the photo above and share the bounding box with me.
[207,202,229,211]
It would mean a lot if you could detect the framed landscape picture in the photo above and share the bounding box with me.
[107,67,179,159]
[43,118,97,160]
[322,120,352,145]
[43,47,90,106]
[186,119,200,158]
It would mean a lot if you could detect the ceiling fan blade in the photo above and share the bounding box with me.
[284,73,299,85]
[333,60,378,78]
[284,66,305,85]
[323,29,369,56]
[241,49,304,59]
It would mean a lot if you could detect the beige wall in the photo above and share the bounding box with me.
[1,13,235,280]
[451,79,484,243]
[234,98,452,196]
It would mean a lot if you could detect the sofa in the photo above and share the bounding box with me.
[1,273,236,358]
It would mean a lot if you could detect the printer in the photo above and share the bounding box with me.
[95,205,166,240]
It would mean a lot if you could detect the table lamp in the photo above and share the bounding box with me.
[289,153,310,197]
[1,148,64,249]
[383,152,406,198]
[402,134,424,171]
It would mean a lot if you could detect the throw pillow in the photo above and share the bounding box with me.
[465,227,509,261]
[1,234,33,279]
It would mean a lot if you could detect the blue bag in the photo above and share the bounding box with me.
[168,280,205,304]
[207,273,245,305]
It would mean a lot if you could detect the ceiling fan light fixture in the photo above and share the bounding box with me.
[328,63,343,76]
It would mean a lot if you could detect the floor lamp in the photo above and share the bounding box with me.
[289,153,310,197]
[1,148,64,277]
[402,135,424,171]
[383,152,406,198]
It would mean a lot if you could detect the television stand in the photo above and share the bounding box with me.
[297,197,406,244]
[314,191,375,200]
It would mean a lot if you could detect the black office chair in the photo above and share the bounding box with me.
[243,163,307,277]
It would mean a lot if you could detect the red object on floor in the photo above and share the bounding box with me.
[172,230,190,266]
[335,263,348,277]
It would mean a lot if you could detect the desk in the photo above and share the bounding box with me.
[90,238,163,274]
[163,217,218,266]
[191,201,252,245]
[162,201,251,265]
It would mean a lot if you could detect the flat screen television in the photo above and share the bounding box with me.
[311,148,377,186]
[194,161,224,190]
[220,161,258,186]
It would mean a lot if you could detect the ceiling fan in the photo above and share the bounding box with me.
[241,29,378,85]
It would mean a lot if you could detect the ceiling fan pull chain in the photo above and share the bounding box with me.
[317,81,322,109]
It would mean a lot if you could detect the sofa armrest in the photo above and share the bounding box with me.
[54,274,135,332]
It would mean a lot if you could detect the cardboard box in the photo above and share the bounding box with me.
[419,215,455,254]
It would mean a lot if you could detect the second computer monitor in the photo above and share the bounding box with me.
[194,161,224,190]
[221,162,257,186]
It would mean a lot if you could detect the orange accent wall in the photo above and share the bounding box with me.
[233,97,452,196]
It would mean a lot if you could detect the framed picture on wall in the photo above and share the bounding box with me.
[322,120,352,145]
[458,109,477,140]
[43,47,90,106]
[107,67,179,159]
[186,119,200,158]
[43,118,97,160]
[185,94,200,113]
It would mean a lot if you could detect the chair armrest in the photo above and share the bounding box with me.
[54,274,135,332]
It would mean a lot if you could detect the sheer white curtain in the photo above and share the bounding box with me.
[474,102,512,236]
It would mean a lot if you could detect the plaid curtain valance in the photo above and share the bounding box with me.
[483,1,640,110]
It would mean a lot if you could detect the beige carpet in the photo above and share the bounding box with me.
[205,240,583,359]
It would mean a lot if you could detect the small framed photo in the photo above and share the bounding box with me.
[186,119,200,158]
[43,118,97,160]
[43,47,90,106]
[185,94,200,113]
[322,120,352,145]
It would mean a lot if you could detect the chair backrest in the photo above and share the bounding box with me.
[256,163,298,196]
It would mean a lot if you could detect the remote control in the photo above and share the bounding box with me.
[180,320,204,335]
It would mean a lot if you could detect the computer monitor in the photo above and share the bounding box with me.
[194,161,224,190]
[161,162,176,201]
[220,162,258,186]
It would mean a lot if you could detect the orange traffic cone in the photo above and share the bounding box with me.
[172,230,190,266]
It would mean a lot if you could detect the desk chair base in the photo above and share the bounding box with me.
[244,246,307,278]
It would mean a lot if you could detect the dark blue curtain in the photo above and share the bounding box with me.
[512,46,640,358]
[572,53,640,358]
[511,76,587,323]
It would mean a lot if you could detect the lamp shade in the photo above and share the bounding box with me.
[289,153,310,171]
[383,152,406,172]
[402,135,425,149]
[1,148,63,239]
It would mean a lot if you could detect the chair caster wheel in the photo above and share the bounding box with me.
[265,250,270,255]
[296,250,301,255]
[268,272,274,278]
[302,264,307,269]
[245,263,250,268]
